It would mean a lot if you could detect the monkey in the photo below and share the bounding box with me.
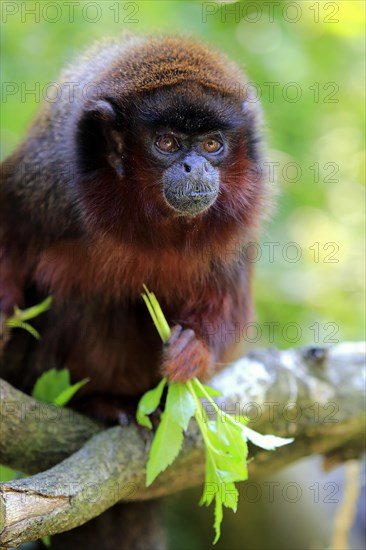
[0,34,268,548]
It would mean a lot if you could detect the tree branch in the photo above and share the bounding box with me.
[0,380,102,474]
[0,342,365,548]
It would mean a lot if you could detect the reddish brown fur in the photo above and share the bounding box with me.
[0,35,267,417]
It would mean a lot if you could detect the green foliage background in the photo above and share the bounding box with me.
[1,1,365,548]
[1,0,364,350]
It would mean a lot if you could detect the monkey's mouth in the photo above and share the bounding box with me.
[163,185,219,216]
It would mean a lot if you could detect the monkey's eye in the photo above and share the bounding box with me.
[203,138,222,154]
[156,135,180,153]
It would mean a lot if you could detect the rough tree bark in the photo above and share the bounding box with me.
[0,342,365,548]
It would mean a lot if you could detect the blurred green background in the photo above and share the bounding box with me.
[1,1,365,549]
[1,0,364,348]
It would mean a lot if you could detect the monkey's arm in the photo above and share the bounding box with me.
[0,141,82,313]
[162,264,252,382]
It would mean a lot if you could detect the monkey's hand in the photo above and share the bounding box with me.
[162,325,212,383]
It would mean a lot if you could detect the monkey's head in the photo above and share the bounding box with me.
[76,36,265,246]
[135,87,223,218]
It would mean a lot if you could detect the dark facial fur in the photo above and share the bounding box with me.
[75,78,263,253]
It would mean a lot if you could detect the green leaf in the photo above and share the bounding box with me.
[242,426,294,450]
[203,421,232,454]
[199,456,219,507]
[136,378,167,429]
[31,368,88,406]
[6,320,40,339]
[214,461,247,484]
[0,465,18,482]
[141,286,171,343]
[11,296,52,321]
[166,383,196,430]
[205,421,247,466]
[204,426,248,482]
[32,369,71,404]
[6,296,52,340]
[221,482,238,512]
[204,469,238,544]
[217,420,248,456]
[236,415,250,426]
[146,411,184,486]
[140,292,295,544]
[41,535,51,547]
[53,378,90,406]
[194,383,222,398]
[213,492,223,544]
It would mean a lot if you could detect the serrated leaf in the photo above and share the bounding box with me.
[205,421,247,468]
[32,369,71,404]
[242,426,294,450]
[213,493,223,544]
[221,482,238,512]
[136,378,167,429]
[146,411,184,486]
[200,454,219,507]
[200,425,228,456]
[216,420,248,462]
[166,383,196,431]
[53,378,89,406]
[209,446,247,482]
[204,430,248,483]
[215,463,247,484]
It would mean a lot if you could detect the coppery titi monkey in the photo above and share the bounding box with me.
[0,34,267,547]
[0,35,267,414]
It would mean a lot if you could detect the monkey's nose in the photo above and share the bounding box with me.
[181,155,209,176]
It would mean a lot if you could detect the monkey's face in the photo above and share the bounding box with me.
[150,131,223,216]
[77,81,261,237]
[123,83,255,219]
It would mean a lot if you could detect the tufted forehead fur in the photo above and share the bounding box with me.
[111,35,247,97]
[64,34,248,107]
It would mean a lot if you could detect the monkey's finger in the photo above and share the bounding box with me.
[166,324,183,346]
[168,328,196,357]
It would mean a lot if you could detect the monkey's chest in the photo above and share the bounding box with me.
[36,238,206,302]
[33,239,207,397]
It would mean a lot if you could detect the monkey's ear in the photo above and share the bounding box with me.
[77,99,125,178]
[242,100,250,114]
[242,99,257,116]
[242,99,262,129]
[84,99,117,120]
